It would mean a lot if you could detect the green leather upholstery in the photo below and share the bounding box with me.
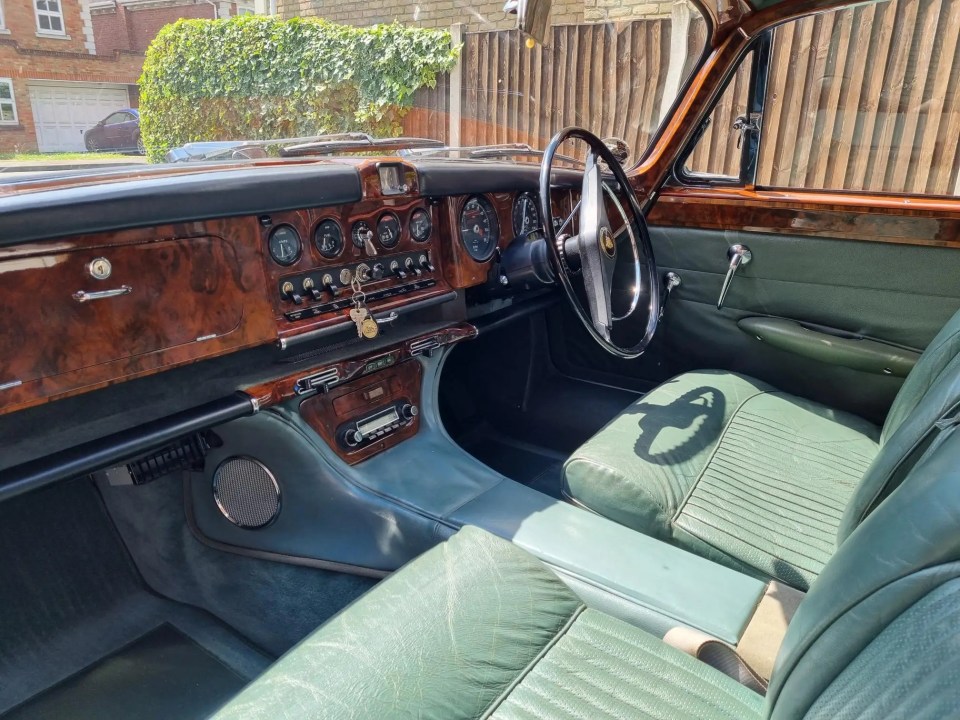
[213,427,960,719]
[565,306,960,589]
[766,426,960,718]
[214,526,764,720]
[564,370,880,589]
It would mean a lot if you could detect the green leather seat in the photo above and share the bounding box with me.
[564,307,960,590]
[213,429,960,719]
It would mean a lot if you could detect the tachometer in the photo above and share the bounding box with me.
[267,224,302,266]
[459,195,499,262]
[314,219,343,259]
[512,192,541,238]
[410,208,432,242]
[377,212,401,249]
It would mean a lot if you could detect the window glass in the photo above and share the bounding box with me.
[0,79,17,124]
[35,0,64,33]
[758,0,960,196]
[683,53,752,179]
[0,0,6,30]
[105,112,129,124]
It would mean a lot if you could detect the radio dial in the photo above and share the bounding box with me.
[344,429,364,448]
[401,403,419,421]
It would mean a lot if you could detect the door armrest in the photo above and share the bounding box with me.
[739,316,920,377]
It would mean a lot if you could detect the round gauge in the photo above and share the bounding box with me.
[352,221,373,249]
[314,219,343,259]
[376,212,402,249]
[459,195,500,262]
[267,224,302,266]
[512,192,542,238]
[410,208,432,242]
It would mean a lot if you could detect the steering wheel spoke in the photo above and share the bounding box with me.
[540,127,661,358]
[577,151,617,338]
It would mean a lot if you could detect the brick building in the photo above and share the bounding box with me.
[0,0,253,153]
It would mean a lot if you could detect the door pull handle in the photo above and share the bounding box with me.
[717,245,752,310]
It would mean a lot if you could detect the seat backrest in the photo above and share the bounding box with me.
[766,425,960,719]
[837,305,960,542]
[882,305,960,442]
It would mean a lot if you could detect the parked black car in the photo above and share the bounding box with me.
[83,109,144,154]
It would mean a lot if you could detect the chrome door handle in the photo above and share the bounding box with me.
[717,244,751,310]
[72,285,132,303]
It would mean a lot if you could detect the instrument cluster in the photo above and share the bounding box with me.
[266,207,432,267]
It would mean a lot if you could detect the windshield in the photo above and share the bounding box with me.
[0,1,706,179]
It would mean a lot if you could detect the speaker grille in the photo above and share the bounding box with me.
[212,457,280,529]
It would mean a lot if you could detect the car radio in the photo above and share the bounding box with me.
[336,400,419,450]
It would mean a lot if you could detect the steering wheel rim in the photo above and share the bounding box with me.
[539,126,660,359]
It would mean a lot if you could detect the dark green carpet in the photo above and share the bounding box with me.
[459,429,566,499]
[3,624,246,720]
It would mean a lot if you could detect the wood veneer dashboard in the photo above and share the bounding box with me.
[0,157,578,418]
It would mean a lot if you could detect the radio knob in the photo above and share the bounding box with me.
[344,429,364,447]
[401,403,419,421]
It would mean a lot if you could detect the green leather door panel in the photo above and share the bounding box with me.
[548,227,960,424]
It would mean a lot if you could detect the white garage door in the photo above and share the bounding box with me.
[28,83,129,152]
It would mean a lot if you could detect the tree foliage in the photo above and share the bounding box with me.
[139,16,459,161]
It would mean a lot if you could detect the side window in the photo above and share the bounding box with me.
[0,78,17,125]
[758,0,960,196]
[104,112,128,125]
[682,53,753,180]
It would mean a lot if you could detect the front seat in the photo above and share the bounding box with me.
[563,306,960,589]
[212,430,960,719]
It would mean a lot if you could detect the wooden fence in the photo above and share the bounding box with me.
[404,0,960,196]
[404,14,705,162]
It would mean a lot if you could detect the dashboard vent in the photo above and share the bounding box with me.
[410,336,441,357]
[294,367,340,395]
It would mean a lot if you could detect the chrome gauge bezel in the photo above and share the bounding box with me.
[376,212,402,249]
[410,208,432,242]
[267,224,302,266]
[313,218,344,259]
[459,194,500,263]
[512,191,542,238]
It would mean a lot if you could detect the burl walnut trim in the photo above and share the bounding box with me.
[299,359,422,465]
[649,187,960,248]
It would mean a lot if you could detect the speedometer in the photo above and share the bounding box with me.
[459,195,499,262]
[512,192,541,238]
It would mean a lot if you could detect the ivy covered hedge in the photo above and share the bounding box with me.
[139,17,459,161]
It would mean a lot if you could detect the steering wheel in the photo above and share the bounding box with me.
[539,127,660,358]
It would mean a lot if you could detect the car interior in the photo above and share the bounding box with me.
[3,0,960,717]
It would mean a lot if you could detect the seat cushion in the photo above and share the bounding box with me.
[213,526,763,720]
[564,371,880,589]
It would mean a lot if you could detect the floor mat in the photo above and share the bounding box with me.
[3,624,246,720]
[0,479,271,716]
[459,428,567,499]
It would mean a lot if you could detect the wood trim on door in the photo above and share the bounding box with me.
[649,187,960,249]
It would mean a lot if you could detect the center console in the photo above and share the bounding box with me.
[299,359,422,465]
